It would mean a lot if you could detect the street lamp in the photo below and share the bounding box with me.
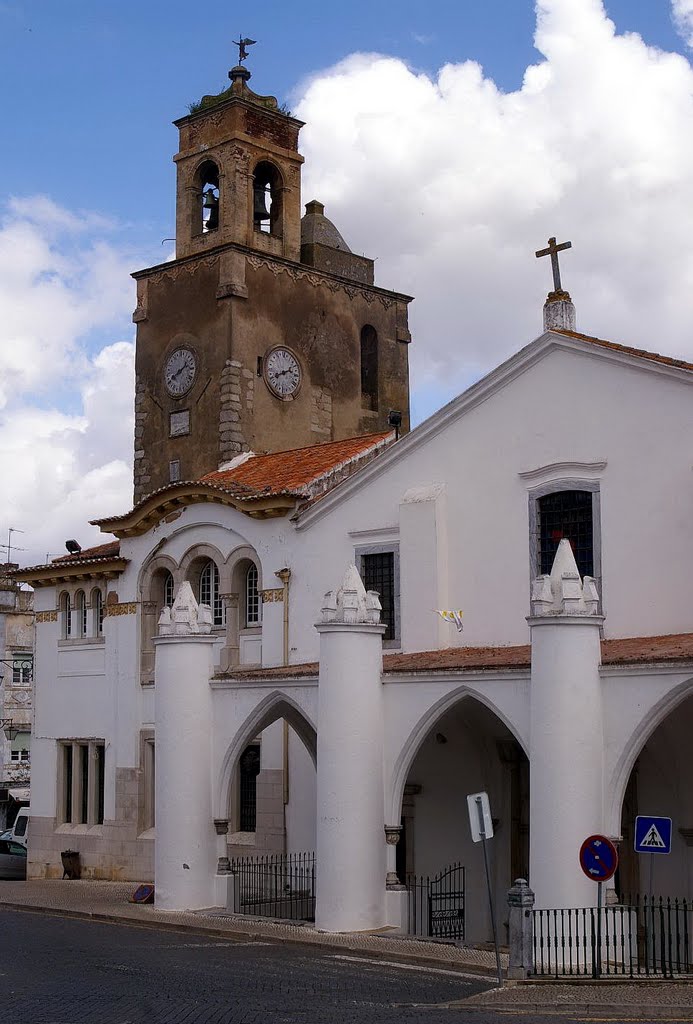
[0,719,18,742]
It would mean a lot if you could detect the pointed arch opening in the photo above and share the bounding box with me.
[391,689,528,944]
[217,692,317,858]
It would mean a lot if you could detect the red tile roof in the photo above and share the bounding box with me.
[554,329,693,375]
[201,432,393,499]
[52,541,121,563]
[226,633,693,680]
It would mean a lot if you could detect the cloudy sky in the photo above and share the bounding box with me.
[2,0,693,565]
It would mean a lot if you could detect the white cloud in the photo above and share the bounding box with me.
[295,0,693,414]
[672,0,693,47]
[0,200,135,565]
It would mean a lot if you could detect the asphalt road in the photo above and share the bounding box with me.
[0,907,678,1023]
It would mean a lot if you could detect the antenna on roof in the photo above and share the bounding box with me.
[0,528,26,564]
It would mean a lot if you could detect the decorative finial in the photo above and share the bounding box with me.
[233,36,256,64]
[535,236,572,293]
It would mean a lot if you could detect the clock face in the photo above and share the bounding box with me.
[164,348,197,397]
[264,347,302,400]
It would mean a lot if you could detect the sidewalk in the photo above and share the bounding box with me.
[0,879,503,975]
[2,881,692,1019]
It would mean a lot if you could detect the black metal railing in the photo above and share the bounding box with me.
[229,851,315,922]
[405,863,465,941]
[533,896,692,978]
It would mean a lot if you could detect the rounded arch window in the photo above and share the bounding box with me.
[196,160,220,234]
[91,588,104,636]
[252,161,283,236]
[60,592,72,639]
[75,590,87,637]
[245,564,261,626]
[199,560,224,627]
[163,570,175,608]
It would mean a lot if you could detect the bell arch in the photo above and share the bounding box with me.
[194,158,220,236]
[252,160,284,236]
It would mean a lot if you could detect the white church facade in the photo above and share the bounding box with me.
[15,316,693,941]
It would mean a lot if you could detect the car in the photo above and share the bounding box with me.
[0,829,12,841]
[0,838,27,879]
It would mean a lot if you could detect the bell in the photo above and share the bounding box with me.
[253,183,271,223]
[203,189,219,231]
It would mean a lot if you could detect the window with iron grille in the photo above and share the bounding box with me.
[58,739,105,826]
[199,560,224,626]
[537,490,594,578]
[239,744,261,832]
[12,656,32,685]
[361,551,396,641]
[245,564,261,626]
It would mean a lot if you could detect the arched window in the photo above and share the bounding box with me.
[239,744,261,831]
[91,588,104,636]
[245,564,261,626]
[196,160,220,235]
[163,571,175,608]
[252,161,283,236]
[60,592,72,639]
[360,325,379,411]
[199,560,224,627]
[75,591,87,638]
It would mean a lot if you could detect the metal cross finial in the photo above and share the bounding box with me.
[535,236,572,292]
[233,36,257,64]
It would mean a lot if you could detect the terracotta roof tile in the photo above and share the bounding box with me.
[201,432,393,498]
[225,633,693,680]
[52,541,121,563]
[554,329,693,375]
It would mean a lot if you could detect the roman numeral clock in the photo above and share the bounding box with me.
[263,346,302,401]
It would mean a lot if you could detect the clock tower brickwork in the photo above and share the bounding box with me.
[132,64,412,503]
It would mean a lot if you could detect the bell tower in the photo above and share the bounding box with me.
[174,64,304,263]
[131,57,413,504]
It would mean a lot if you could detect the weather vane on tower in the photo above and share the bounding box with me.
[233,35,257,65]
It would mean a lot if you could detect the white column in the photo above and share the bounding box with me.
[154,583,218,910]
[528,540,604,910]
[315,566,386,932]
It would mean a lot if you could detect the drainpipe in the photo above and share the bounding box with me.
[275,568,291,808]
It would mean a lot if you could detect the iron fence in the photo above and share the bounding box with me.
[405,863,465,941]
[230,851,315,922]
[533,896,692,979]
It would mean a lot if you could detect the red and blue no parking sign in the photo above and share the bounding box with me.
[579,834,619,882]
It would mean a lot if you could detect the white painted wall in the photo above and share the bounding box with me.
[286,727,316,853]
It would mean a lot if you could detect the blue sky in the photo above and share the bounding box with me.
[2,0,693,563]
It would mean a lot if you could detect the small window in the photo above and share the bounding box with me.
[75,591,87,638]
[361,550,396,641]
[239,744,261,832]
[169,459,181,483]
[163,571,175,608]
[537,490,594,578]
[12,656,32,685]
[92,589,104,636]
[360,325,379,411]
[59,740,105,826]
[246,564,261,626]
[60,592,72,638]
[199,560,224,627]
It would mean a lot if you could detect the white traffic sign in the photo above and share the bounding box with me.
[467,791,494,843]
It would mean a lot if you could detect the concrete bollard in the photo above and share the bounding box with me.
[507,878,535,979]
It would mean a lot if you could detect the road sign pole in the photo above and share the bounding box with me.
[480,831,502,987]
[596,880,603,978]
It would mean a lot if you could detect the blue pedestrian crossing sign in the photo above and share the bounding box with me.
[634,815,672,855]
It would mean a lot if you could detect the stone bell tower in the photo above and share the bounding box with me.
[131,58,413,503]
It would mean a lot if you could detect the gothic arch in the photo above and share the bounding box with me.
[388,685,528,824]
[216,690,317,819]
[607,675,693,834]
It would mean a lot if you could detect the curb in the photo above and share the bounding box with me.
[0,901,499,979]
[445,1001,693,1017]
